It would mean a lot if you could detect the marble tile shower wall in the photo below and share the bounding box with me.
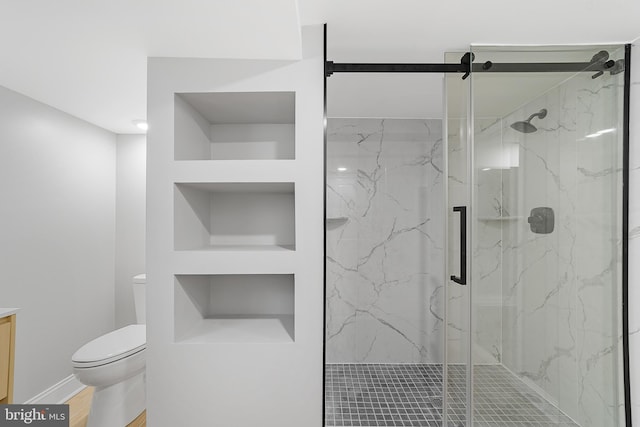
[447,117,505,365]
[325,118,444,363]
[485,69,625,426]
[473,120,507,365]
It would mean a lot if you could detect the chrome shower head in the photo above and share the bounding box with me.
[510,108,548,134]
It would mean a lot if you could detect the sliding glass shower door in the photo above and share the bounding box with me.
[324,42,628,427]
[446,45,628,427]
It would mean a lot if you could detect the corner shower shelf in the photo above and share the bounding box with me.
[174,182,296,251]
[175,91,295,161]
[174,274,295,343]
[326,217,349,229]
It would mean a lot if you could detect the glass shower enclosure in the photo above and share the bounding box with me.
[325,44,629,427]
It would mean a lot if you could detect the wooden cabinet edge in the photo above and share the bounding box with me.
[0,314,16,404]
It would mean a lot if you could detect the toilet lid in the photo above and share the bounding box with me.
[72,325,146,368]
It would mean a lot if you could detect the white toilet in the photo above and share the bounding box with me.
[72,274,147,427]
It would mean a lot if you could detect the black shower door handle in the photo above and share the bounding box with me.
[450,206,467,285]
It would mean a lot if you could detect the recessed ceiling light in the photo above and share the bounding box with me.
[132,120,148,131]
[337,167,347,172]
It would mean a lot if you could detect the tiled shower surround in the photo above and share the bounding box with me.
[326,58,627,425]
[471,63,626,425]
[325,118,445,364]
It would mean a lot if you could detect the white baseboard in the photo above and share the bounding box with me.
[24,375,85,404]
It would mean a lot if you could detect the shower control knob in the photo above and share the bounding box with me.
[528,207,554,234]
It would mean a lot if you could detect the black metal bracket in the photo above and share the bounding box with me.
[460,52,474,80]
[325,50,624,79]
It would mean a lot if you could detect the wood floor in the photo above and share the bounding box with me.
[66,387,146,427]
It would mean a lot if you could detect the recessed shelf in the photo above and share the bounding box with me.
[175,92,295,161]
[174,274,295,343]
[174,182,296,251]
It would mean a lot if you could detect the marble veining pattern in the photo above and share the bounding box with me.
[479,63,627,426]
[326,118,444,364]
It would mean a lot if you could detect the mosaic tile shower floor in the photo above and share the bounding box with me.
[325,364,578,427]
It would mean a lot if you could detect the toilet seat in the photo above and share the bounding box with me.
[72,325,146,368]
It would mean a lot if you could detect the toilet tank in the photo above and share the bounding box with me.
[132,274,146,325]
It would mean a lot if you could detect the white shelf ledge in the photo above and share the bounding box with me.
[177,315,294,343]
[179,244,295,252]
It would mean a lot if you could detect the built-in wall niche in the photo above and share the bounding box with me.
[174,92,295,160]
[174,274,295,343]
[174,182,295,251]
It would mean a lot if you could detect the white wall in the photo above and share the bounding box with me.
[327,73,443,119]
[146,26,324,427]
[0,85,116,403]
[115,134,146,326]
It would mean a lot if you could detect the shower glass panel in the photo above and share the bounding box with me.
[325,73,446,426]
[444,51,472,427]
[468,46,626,426]
[325,44,627,427]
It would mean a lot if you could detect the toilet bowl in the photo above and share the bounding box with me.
[72,274,146,427]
